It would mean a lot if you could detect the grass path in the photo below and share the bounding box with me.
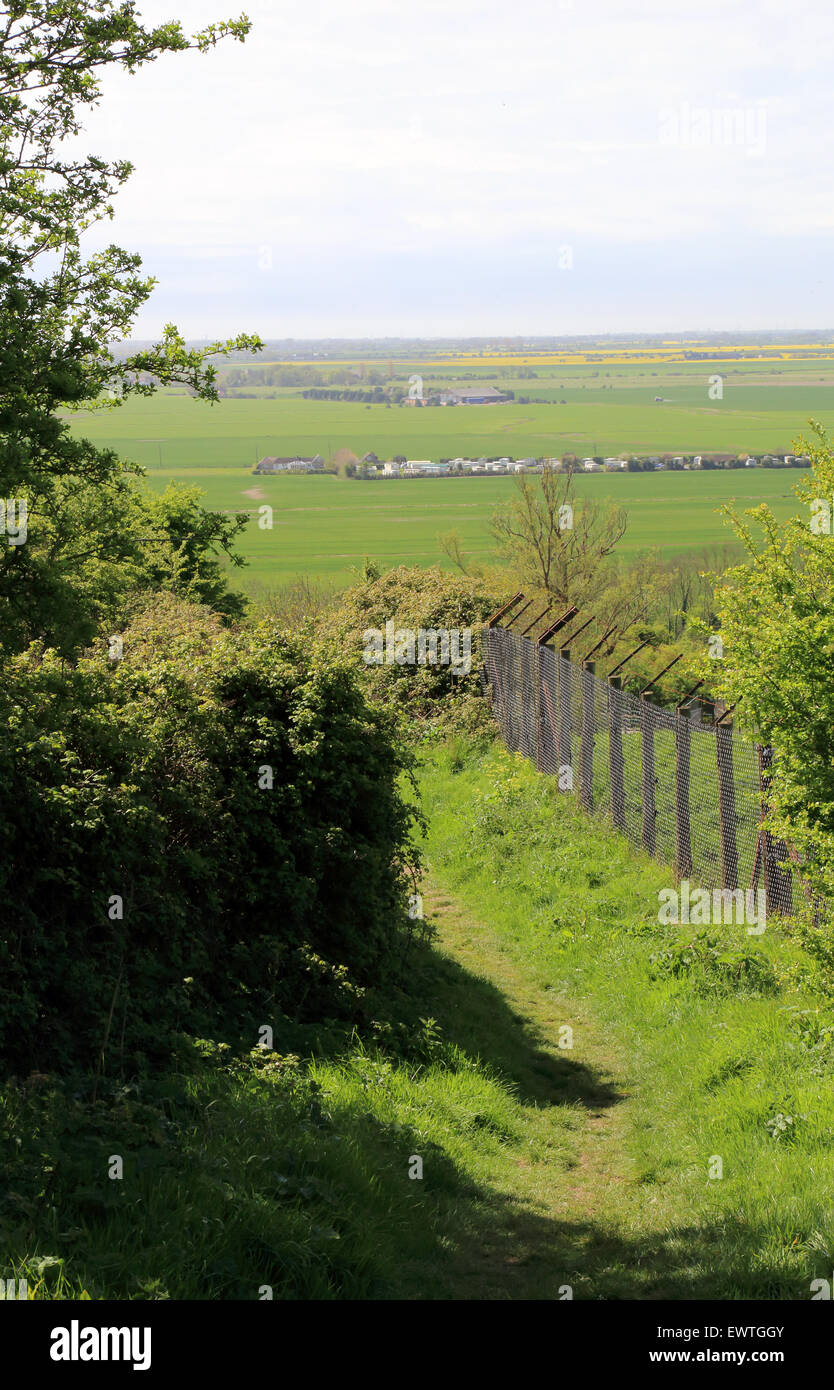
[420,878,642,1299]
[415,741,834,1300]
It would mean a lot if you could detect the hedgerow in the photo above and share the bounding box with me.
[0,594,420,1073]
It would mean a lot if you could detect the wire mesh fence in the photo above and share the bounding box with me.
[484,624,797,918]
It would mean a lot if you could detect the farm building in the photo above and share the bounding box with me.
[441,386,510,405]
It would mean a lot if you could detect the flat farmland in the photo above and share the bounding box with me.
[220,469,805,589]
[61,361,825,590]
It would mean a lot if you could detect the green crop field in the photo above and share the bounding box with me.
[61,357,828,590]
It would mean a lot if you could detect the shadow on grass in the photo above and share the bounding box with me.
[386,939,623,1113]
[4,937,816,1301]
[363,941,813,1300]
[415,1194,811,1301]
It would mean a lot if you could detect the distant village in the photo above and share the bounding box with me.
[253,451,809,478]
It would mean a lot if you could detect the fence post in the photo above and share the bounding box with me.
[484,628,498,720]
[641,693,656,855]
[539,647,559,773]
[557,648,572,789]
[716,718,739,892]
[757,745,793,915]
[529,640,538,763]
[508,631,520,753]
[534,641,543,772]
[608,675,625,833]
[580,659,595,812]
[675,703,693,880]
[526,637,537,762]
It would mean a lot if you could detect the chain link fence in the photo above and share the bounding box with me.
[484,624,797,917]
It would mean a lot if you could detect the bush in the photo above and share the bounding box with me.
[0,594,420,1072]
[708,425,834,910]
[319,565,500,730]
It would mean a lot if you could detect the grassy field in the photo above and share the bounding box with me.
[119,467,811,590]
[60,354,831,589]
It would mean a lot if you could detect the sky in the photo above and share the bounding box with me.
[72,0,834,339]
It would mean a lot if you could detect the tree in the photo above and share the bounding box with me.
[490,463,628,606]
[438,529,473,575]
[707,423,834,908]
[0,1,261,653]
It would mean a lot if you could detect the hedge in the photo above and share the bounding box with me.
[0,594,419,1072]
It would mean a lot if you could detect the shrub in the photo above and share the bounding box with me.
[319,565,500,729]
[0,594,420,1072]
[708,425,834,911]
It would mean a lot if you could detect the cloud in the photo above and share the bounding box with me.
[64,0,834,335]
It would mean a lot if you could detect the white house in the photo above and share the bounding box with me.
[745,457,759,468]
[583,458,601,472]
[382,462,400,475]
